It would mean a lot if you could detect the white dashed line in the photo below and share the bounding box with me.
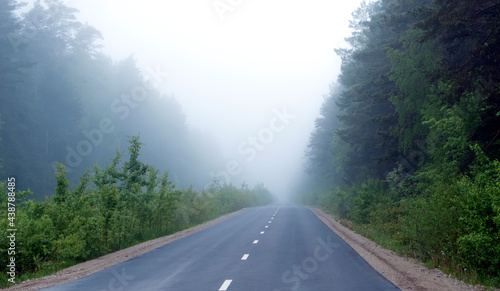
[271,217,274,220]
[241,254,249,260]
[219,279,232,291]
[268,221,272,223]
[265,225,268,228]
[253,240,259,244]
[260,231,264,234]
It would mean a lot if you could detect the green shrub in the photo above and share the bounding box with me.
[0,136,275,288]
[352,180,390,224]
[456,145,500,277]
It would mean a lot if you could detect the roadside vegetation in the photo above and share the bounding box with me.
[300,0,500,287]
[0,0,216,200]
[0,136,273,287]
[0,2,274,287]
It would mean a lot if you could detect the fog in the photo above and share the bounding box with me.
[23,0,365,199]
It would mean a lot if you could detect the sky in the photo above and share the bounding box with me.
[41,0,365,198]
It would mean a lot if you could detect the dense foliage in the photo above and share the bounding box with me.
[0,1,275,287]
[302,0,500,286]
[0,136,273,287]
[0,0,213,198]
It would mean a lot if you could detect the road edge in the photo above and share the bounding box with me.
[3,208,247,291]
[309,207,483,291]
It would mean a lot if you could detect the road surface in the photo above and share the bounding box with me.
[41,204,399,291]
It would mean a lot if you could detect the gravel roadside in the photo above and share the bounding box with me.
[2,209,247,291]
[310,207,489,291]
[4,206,493,291]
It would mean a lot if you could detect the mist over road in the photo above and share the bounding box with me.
[41,205,399,291]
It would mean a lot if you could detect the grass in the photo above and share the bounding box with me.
[0,259,78,288]
[0,210,237,289]
[321,207,500,290]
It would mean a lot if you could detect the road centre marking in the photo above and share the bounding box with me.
[241,254,249,260]
[219,279,232,291]
[253,240,258,244]
[260,231,264,234]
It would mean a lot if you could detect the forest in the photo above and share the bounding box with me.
[0,135,273,286]
[0,0,222,199]
[302,0,500,286]
[0,0,274,286]
[2,0,500,288]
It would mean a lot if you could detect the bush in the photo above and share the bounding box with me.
[397,179,462,268]
[0,136,275,288]
[456,145,500,277]
[352,179,391,224]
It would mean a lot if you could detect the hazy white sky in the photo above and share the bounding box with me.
[51,0,365,197]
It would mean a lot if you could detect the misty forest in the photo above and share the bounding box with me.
[0,0,274,286]
[302,0,500,286]
[0,0,499,288]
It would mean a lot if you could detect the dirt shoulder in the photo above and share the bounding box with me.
[6,207,491,291]
[310,207,488,291]
[3,209,247,291]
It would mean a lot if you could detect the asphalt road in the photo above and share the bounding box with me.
[41,204,400,291]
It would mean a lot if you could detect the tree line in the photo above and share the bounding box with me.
[0,0,216,198]
[0,1,275,287]
[0,135,273,287]
[302,0,499,286]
